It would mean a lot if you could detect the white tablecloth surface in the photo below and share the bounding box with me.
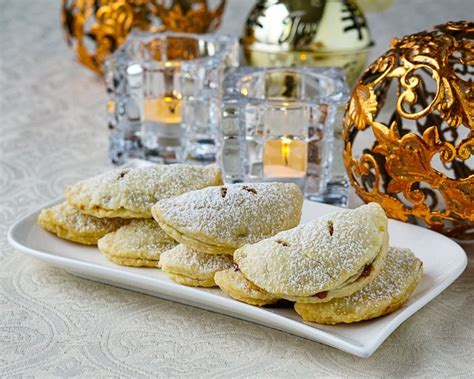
[1,1,473,376]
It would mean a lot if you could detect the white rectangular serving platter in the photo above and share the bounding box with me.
[8,196,467,358]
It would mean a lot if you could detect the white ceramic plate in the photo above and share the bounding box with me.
[8,196,467,358]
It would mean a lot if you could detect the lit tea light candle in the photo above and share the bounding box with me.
[144,93,182,124]
[142,92,183,154]
[263,136,307,178]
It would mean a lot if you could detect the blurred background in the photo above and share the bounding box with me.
[0,0,471,197]
[2,0,471,81]
[1,0,471,216]
[221,0,472,62]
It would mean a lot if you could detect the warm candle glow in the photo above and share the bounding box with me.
[281,136,291,166]
[144,94,182,124]
[263,137,307,178]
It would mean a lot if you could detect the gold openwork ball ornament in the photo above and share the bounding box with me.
[343,21,474,241]
[61,0,226,74]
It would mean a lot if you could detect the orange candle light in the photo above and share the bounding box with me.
[263,136,307,178]
[144,93,182,124]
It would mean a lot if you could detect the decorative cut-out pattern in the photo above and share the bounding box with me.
[343,21,474,241]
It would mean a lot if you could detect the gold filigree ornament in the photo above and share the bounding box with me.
[343,21,474,242]
[62,0,226,74]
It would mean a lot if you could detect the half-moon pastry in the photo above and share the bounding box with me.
[152,182,303,255]
[214,268,280,306]
[98,219,177,267]
[38,202,128,245]
[65,165,223,219]
[234,203,389,303]
[294,247,423,324]
[160,245,233,287]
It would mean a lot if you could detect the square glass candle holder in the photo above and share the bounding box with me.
[221,67,348,198]
[105,31,238,164]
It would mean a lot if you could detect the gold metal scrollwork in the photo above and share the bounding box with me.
[343,21,474,241]
[62,0,226,74]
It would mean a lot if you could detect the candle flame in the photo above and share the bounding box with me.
[164,93,182,114]
[144,95,182,123]
[281,137,291,166]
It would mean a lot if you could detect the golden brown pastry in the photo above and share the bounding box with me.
[65,165,222,218]
[294,247,423,324]
[152,182,303,255]
[38,202,128,245]
[160,245,233,287]
[214,268,280,306]
[98,219,177,267]
[234,203,389,304]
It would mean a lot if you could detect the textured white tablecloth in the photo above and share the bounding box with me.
[1,1,473,376]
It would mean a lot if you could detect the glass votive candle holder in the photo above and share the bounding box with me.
[220,67,348,198]
[105,30,238,165]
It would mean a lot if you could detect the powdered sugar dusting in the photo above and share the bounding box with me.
[339,246,422,313]
[42,202,127,233]
[65,165,222,217]
[235,203,388,296]
[153,182,303,247]
[160,245,233,274]
[98,219,177,259]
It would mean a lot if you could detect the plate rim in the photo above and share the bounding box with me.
[7,198,468,358]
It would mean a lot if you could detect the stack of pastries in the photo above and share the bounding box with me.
[38,165,422,325]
